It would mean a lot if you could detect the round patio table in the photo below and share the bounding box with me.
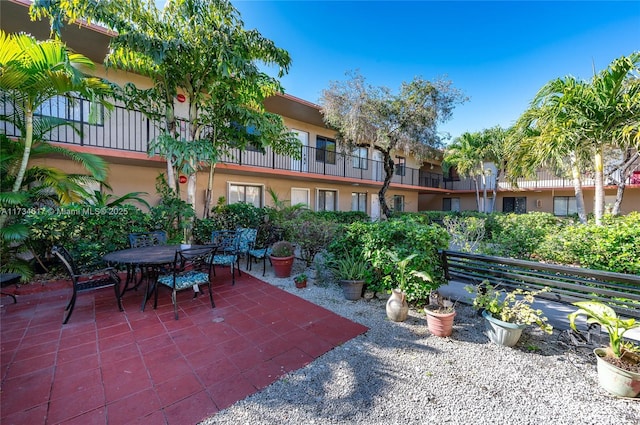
[103,245,210,310]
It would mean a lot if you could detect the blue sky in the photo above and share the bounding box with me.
[160,1,640,143]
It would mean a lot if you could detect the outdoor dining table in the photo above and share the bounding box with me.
[103,244,211,311]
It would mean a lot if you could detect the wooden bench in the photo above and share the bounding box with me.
[440,250,640,319]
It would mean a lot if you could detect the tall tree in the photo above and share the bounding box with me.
[443,127,507,213]
[321,71,465,218]
[32,0,298,217]
[0,30,112,195]
[443,132,486,212]
[508,52,640,225]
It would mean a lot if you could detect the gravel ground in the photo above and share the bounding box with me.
[200,262,640,425]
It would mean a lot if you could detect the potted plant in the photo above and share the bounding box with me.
[331,250,369,301]
[386,253,433,322]
[294,273,308,289]
[424,291,456,337]
[466,281,553,347]
[568,301,640,398]
[269,240,295,278]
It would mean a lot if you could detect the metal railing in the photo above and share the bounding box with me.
[6,95,635,191]
[1,95,443,189]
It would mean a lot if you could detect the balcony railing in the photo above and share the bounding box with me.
[5,95,635,191]
[1,96,442,189]
[444,160,640,191]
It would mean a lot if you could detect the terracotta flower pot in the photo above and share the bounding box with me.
[270,255,294,278]
[425,309,456,337]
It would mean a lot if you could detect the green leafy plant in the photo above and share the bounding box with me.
[392,252,433,296]
[270,240,294,257]
[568,301,639,358]
[284,213,338,266]
[294,273,307,284]
[330,250,370,282]
[466,281,553,334]
[327,216,449,303]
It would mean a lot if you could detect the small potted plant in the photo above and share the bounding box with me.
[331,250,369,301]
[466,281,553,347]
[294,273,308,289]
[424,291,456,337]
[568,301,640,398]
[386,253,432,322]
[269,240,295,278]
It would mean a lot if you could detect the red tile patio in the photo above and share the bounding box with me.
[0,272,368,425]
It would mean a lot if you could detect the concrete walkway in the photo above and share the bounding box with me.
[438,280,640,342]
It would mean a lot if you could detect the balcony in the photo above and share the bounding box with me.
[1,96,443,189]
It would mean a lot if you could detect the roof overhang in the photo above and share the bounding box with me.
[264,93,327,128]
[1,0,113,63]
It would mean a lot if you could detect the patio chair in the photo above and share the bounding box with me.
[247,225,284,276]
[155,245,217,320]
[127,230,167,289]
[237,227,258,263]
[211,230,241,285]
[128,230,167,248]
[52,246,122,324]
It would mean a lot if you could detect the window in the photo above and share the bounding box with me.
[352,147,368,169]
[443,197,460,212]
[553,196,577,216]
[36,94,104,125]
[351,192,367,212]
[291,188,310,207]
[503,197,526,214]
[395,156,406,176]
[316,136,336,165]
[393,195,404,212]
[228,183,262,208]
[318,189,337,211]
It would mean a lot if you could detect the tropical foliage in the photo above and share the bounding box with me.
[32,0,300,219]
[0,30,113,279]
[320,71,466,218]
[507,52,640,225]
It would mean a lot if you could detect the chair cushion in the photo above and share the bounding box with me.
[158,271,210,290]
[212,254,237,265]
[248,248,271,259]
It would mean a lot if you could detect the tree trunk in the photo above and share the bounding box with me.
[481,169,488,213]
[203,127,218,217]
[611,150,638,216]
[379,150,394,219]
[165,99,177,193]
[490,169,501,213]
[593,147,605,226]
[12,109,33,193]
[473,177,480,212]
[570,151,587,224]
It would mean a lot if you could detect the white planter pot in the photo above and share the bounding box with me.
[482,310,526,347]
[594,347,640,398]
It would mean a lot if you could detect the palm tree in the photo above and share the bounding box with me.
[0,30,113,194]
[509,53,640,225]
[443,132,488,212]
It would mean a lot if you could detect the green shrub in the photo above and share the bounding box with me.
[328,216,449,304]
[482,212,563,259]
[535,212,640,274]
[26,204,150,272]
[313,210,369,224]
[283,213,339,266]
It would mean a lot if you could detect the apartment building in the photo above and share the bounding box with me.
[3,0,639,218]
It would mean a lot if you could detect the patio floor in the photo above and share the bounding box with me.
[0,271,368,425]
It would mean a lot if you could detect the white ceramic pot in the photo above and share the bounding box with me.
[482,309,526,347]
[594,347,640,398]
